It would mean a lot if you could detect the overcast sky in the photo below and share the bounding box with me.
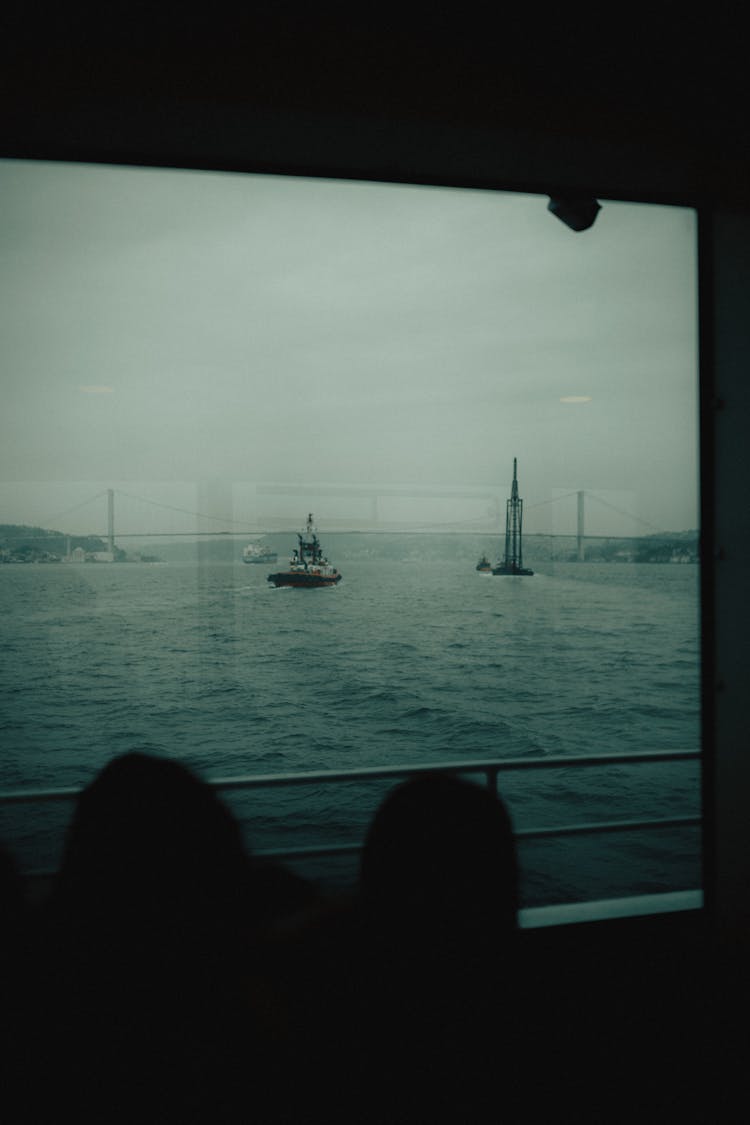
[0,159,698,538]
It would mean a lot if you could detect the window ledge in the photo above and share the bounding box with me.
[519,889,703,929]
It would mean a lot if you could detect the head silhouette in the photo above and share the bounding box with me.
[360,772,518,963]
[55,751,253,947]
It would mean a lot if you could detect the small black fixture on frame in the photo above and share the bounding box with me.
[547,195,602,231]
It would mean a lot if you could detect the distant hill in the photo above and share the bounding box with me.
[0,524,109,561]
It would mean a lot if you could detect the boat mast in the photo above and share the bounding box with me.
[299,513,322,567]
[504,457,523,570]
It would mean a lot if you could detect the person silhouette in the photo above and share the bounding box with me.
[40,752,268,1121]
[356,771,522,1122]
[1,842,30,1124]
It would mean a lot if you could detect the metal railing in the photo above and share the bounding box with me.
[0,748,702,865]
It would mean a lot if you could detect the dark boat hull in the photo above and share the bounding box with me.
[267,571,342,588]
[491,565,534,576]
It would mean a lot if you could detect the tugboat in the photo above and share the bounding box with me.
[476,555,492,572]
[492,458,534,576]
[267,514,342,588]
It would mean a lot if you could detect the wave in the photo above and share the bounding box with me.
[0,558,702,901]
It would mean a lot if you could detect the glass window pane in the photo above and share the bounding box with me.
[0,160,700,907]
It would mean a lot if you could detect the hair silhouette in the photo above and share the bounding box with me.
[361,771,518,961]
[43,752,264,1121]
[56,751,249,914]
[355,772,521,1122]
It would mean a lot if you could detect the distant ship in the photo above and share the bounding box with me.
[492,458,534,576]
[476,555,492,572]
[267,514,342,588]
[242,542,278,564]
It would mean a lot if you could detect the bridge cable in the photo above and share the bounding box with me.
[112,489,254,530]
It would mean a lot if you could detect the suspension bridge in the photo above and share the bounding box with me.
[6,483,678,562]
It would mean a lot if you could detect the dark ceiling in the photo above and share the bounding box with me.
[1,10,748,204]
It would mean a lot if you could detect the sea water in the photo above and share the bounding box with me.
[0,549,702,907]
